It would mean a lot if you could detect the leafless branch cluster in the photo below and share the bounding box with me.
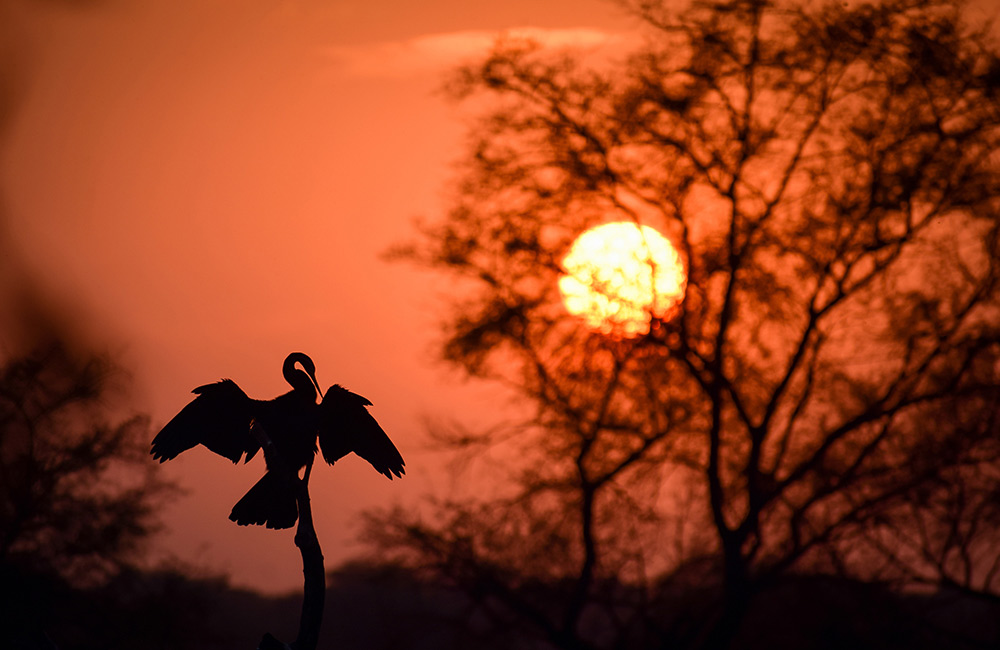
[375,1,1000,647]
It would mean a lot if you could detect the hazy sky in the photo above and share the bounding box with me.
[12,0,994,597]
[1,0,638,592]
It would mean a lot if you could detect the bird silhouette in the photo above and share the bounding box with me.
[150,352,405,529]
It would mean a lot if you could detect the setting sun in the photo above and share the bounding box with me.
[559,222,686,337]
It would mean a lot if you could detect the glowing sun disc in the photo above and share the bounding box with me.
[559,222,686,336]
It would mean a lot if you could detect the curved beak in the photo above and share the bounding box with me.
[307,369,324,401]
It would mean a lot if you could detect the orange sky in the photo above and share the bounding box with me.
[0,0,638,593]
[12,0,994,597]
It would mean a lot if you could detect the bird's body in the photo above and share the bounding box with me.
[252,376,322,470]
[151,352,404,529]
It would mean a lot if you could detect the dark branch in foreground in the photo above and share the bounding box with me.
[250,420,326,650]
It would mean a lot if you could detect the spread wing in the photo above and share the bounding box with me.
[318,385,405,479]
[151,379,261,464]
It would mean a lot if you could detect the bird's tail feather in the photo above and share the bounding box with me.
[229,471,298,530]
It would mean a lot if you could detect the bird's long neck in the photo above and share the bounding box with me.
[283,352,319,401]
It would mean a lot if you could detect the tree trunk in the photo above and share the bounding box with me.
[699,550,750,650]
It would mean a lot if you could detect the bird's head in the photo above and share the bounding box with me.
[283,352,323,400]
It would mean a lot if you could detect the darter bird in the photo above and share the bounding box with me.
[150,352,404,529]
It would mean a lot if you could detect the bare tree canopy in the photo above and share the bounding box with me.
[372,0,1000,647]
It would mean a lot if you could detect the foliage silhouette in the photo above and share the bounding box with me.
[372,0,1000,648]
[152,352,405,649]
[0,342,168,582]
[0,342,172,647]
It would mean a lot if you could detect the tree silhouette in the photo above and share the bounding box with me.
[0,341,172,647]
[371,0,1000,647]
[0,343,168,581]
